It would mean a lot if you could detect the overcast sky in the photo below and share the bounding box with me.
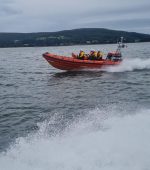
[0,0,150,33]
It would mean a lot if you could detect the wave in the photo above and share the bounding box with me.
[1,108,150,170]
[104,58,150,72]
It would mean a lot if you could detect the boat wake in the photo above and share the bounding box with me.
[104,58,150,72]
[1,107,150,170]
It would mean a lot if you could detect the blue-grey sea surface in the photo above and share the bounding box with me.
[0,42,150,170]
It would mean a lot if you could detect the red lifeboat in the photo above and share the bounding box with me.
[43,52,122,71]
[43,37,126,71]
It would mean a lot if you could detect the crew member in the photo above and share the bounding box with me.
[106,53,112,60]
[93,51,98,60]
[89,50,96,60]
[97,51,103,60]
[78,50,85,59]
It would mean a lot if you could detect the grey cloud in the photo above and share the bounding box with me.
[0,0,12,3]
[76,18,150,34]
[0,0,21,16]
[0,0,150,33]
[0,6,21,16]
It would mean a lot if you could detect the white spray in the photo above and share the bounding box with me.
[1,108,150,170]
[105,58,150,72]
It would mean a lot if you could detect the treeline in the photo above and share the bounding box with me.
[0,28,150,47]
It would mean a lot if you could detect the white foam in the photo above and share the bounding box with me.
[1,108,150,170]
[104,58,150,72]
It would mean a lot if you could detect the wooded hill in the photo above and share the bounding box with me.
[0,28,150,47]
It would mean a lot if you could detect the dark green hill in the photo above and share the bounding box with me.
[0,28,150,47]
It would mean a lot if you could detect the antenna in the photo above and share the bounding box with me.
[116,37,125,53]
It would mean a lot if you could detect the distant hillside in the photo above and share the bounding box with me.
[0,28,150,47]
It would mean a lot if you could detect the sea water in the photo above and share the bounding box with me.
[0,42,150,170]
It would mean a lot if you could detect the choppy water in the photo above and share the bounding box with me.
[0,42,150,170]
